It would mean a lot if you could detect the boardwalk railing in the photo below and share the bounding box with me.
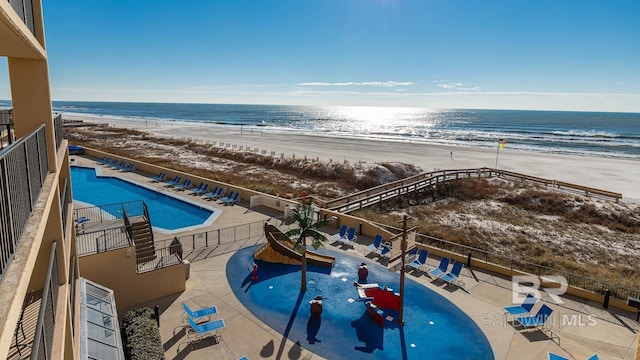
[328,167,623,213]
[0,125,49,281]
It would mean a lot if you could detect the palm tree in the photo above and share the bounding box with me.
[285,197,329,291]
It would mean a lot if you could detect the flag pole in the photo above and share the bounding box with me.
[495,141,500,169]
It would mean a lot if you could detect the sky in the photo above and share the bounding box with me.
[2,0,639,111]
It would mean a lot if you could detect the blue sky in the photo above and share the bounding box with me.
[2,0,639,111]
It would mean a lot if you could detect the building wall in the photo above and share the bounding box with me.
[78,247,186,313]
[0,1,76,358]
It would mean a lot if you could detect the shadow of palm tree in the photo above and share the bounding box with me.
[275,290,305,359]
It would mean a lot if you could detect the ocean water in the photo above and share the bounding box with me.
[2,100,638,159]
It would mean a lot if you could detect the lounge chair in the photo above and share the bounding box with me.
[175,179,192,191]
[407,249,429,272]
[205,187,222,200]
[428,257,450,278]
[339,227,358,246]
[97,156,110,165]
[222,192,240,206]
[514,304,553,330]
[547,353,568,360]
[219,191,236,203]
[440,261,464,286]
[332,225,348,241]
[150,172,166,182]
[165,176,181,187]
[504,293,537,316]
[365,234,384,255]
[186,317,225,347]
[121,163,134,172]
[181,302,218,324]
[191,183,207,195]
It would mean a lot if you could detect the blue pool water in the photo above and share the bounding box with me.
[70,166,216,231]
[228,246,494,360]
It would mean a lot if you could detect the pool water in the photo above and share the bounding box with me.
[71,166,217,231]
[228,246,494,360]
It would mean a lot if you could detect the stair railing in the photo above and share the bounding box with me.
[122,206,133,244]
[142,201,154,244]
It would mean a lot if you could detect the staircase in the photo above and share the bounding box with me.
[129,216,156,264]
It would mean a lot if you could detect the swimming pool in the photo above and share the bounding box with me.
[228,246,494,359]
[71,166,219,232]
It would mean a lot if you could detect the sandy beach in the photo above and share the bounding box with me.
[68,114,640,201]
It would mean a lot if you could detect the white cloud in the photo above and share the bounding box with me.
[436,82,464,89]
[297,81,414,87]
[457,86,481,91]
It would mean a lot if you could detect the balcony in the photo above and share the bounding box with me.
[0,124,49,281]
[8,0,35,36]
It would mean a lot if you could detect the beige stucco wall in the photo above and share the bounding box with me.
[78,247,186,312]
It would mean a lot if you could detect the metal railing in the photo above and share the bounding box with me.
[0,125,49,281]
[0,109,15,150]
[31,241,59,360]
[73,200,145,224]
[76,227,132,257]
[8,0,35,36]
[53,114,63,150]
[60,178,68,234]
[136,242,183,273]
[154,217,287,255]
[376,222,640,301]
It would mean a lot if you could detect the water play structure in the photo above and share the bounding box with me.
[254,224,335,268]
[354,282,401,327]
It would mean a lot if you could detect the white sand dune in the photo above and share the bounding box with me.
[70,114,640,201]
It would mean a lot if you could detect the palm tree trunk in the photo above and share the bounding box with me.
[301,237,307,291]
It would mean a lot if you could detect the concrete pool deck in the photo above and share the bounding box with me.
[71,155,640,359]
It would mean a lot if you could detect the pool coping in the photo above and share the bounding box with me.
[71,165,221,235]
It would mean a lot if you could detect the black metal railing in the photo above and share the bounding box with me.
[375,222,640,302]
[153,218,282,255]
[0,125,49,281]
[53,114,63,150]
[60,178,68,234]
[8,0,35,36]
[136,243,183,273]
[73,200,145,224]
[142,202,154,244]
[0,109,15,150]
[31,241,59,360]
[76,227,132,257]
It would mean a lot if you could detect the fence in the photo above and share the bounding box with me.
[31,241,59,360]
[0,125,49,281]
[73,200,146,224]
[76,227,132,257]
[375,222,640,302]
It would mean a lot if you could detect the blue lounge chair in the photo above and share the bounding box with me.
[186,317,225,346]
[222,192,240,206]
[97,157,110,165]
[175,179,192,190]
[191,183,208,195]
[504,293,537,316]
[547,353,568,360]
[165,176,181,187]
[374,240,391,257]
[332,225,348,241]
[365,234,384,255]
[339,227,358,246]
[428,257,450,278]
[150,172,166,182]
[219,191,236,203]
[407,249,429,272]
[440,261,464,286]
[205,187,222,200]
[121,163,134,172]
[181,302,218,323]
[515,304,553,330]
